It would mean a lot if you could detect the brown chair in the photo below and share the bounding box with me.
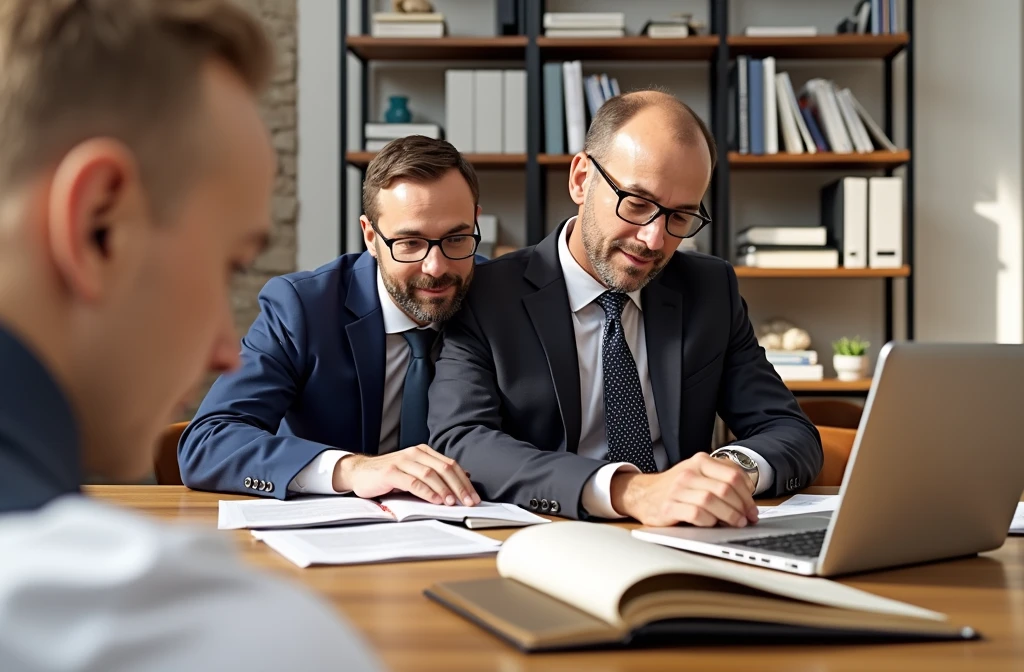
[799,399,863,430]
[154,421,188,486]
[811,425,857,487]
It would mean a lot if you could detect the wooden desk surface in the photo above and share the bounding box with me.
[85,485,1024,672]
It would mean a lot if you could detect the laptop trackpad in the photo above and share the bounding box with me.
[664,512,833,544]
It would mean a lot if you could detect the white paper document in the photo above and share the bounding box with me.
[757,494,840,519]
[1009,503,1024,535]
[252,520,503,568]
[218,494,549,531]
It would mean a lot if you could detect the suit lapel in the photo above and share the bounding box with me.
[643,271,685,465]
[523,223,582,453]
[344,253,386,456]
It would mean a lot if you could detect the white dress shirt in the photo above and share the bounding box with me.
[288,267,438,495]
[0,495,382,672]
[558,219,774,518]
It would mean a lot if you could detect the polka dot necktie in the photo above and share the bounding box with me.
[595,291,658,473]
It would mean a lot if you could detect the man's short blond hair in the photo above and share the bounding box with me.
[0,0,274,217]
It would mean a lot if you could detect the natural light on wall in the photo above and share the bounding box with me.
[974,175,1023,344]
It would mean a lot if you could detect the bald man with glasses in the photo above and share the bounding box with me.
[179,135,484,507]
[428,92,823,527]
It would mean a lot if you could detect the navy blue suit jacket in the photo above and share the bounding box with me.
[178,252,390,499]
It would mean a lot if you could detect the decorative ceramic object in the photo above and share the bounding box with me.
[392,0,434,13]
[384,96,412,123]
[756,318,811,352]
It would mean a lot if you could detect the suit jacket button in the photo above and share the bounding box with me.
[550,500,560,514]
[529,498,539,510]
[258,480,266,491]
[244,477,252,488]
[540,499,550,512]
[265,481,274,493]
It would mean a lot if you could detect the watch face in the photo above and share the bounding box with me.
[732,451,756,470]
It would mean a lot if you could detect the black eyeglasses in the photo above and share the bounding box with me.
[587,154,712,239]
[370,219,481,263]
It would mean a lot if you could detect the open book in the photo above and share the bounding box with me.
[218,494,548,531]
[425,522,978,652]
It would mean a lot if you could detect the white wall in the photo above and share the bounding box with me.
[297,0,1024,355]
[296,0,340,271]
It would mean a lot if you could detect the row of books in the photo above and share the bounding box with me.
[837,0,899,35]
[735,175,903,270]
[543,61,618,156]
[766,349,824,382]
[729,57,896,156]
[444,69,526,154]
[370,12,446,38]
[543,12,624,38]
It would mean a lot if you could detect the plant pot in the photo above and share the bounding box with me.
[833,354,868,381]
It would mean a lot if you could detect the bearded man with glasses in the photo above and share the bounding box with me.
[180,135,483,508]
[429,91,822,527]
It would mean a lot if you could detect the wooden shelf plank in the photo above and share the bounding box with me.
[727,34,909,59]
[346,36,527,61]
[729,150,909,170]
[735,265,910,278]
[537,36,718,61]
[346,151,526,169]
[787,378,872,392]
[538,153,574,166]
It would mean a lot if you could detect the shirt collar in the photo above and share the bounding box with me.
[557,216,643,314]
[375,265,440,335]
[0,324,81,513]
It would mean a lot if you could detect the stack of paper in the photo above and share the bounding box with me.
[254,520,502,568]
[756,494,840,519]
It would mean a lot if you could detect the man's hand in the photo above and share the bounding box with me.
[609,453,760,528]
[332,445,480,506]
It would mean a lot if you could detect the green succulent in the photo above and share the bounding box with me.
[832,336,870,356]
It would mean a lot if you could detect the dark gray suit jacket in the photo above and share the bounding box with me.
[427,222,823,520]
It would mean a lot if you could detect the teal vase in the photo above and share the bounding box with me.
[384,96,412,123]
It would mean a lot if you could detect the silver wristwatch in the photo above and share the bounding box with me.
[710,448,759,490]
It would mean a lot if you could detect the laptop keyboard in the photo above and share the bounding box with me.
[730,529,826,558]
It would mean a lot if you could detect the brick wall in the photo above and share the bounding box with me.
[183,0,299,420]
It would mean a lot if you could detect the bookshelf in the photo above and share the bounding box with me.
[340,1,915,394]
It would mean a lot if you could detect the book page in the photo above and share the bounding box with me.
[217,496,392,530]
[252,520,502,568]
[757,494,839,519]
[1010,502,1024,534]
[498,522,947,628]
[379,494,549,526]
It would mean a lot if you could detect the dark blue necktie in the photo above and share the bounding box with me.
[399,328,435,449]
[595,291,658,473]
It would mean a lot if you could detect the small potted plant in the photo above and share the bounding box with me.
[832,336,870,381]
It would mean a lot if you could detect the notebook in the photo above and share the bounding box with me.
[218,493,549,531]
[252,520,502,568]
[425,521,977,652]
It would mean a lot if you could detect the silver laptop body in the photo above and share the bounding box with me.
[632,341,1024,577]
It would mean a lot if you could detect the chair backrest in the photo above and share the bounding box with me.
[154,421,188,486]
[798,399,863,430]
[811,425,856,487]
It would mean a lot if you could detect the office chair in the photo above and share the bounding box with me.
[154,421,188,486]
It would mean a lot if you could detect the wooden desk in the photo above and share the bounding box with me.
[85,485,1024,672]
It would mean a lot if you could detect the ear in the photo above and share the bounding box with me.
[475,203,482,220]
[568,152,589,206]
[359,215,376,257]
[48,139,143,303]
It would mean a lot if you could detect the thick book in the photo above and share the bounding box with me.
[426,522,976,652]
[218,494,548,531]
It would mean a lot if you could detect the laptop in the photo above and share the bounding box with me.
[632,341,1024,577]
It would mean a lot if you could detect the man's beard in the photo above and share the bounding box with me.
[377,249,472,324]
[580,190,668,293]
